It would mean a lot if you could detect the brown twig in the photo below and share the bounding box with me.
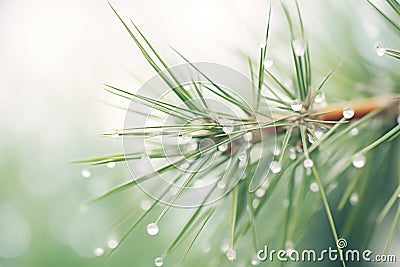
[312,94,399,122]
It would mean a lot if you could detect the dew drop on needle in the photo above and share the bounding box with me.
[309,182,319,192]
[314,91,326,104]
[110,129,119,139]
[291,99,302,112]
[94,247,104,257]
[264,58,274,68]
[350,127,359,136]
[81,169,91,178]
[303,159,314,169]
[252,199,260,209]
[269,161,281,174]
[146,223,159,236]
[343,107,355,119]
[154,257,163,267]
[226,248,236,261]
[106,162,116,168]
[218,144,228,152]
[349,192,359,206]
[273,147,281,156]
[217,181,226,189]
[255,189,265,198]
[352,154,366,168]
[289,147,296,160]
[107,239,118,249]
[375,43,386,57]
[220,118,234,134]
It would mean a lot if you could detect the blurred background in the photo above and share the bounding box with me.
[0,0,399,266]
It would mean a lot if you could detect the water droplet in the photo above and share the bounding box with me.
[81,169,91,178]
[226,248,236,261]
[155,257,164,267]
[218,144,228,152]
[350,127,359,136]
[109,129,119,139]
[238,151,247,161]
[314,91,326,104]
[264,58,273,68]
[309,182,319,192]
[217,181,226,189]
[269,161,282,174]
[107,239,118,249]
[106,162,116,168]
[243,132,253,142]
[349,192,359,206]
[146,223,159,236]
[303,159,314,169]
[255,189,265,198]
[306,168,312,176]
[343,107,355,119]
[289,147,296,160]
[308,128,325,144]
[273,147,281,156]
[352,154,366,168]
[375,43,386,56]
[397,115,400,125]
[140,200,152,211]
[308,133,315,144]
[291,99,302,112]
[292,39,306,56]
[220,118,234,134]
[94,247,104,257]
[252,199,260,209]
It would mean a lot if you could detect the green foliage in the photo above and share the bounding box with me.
[77,1,400,266]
